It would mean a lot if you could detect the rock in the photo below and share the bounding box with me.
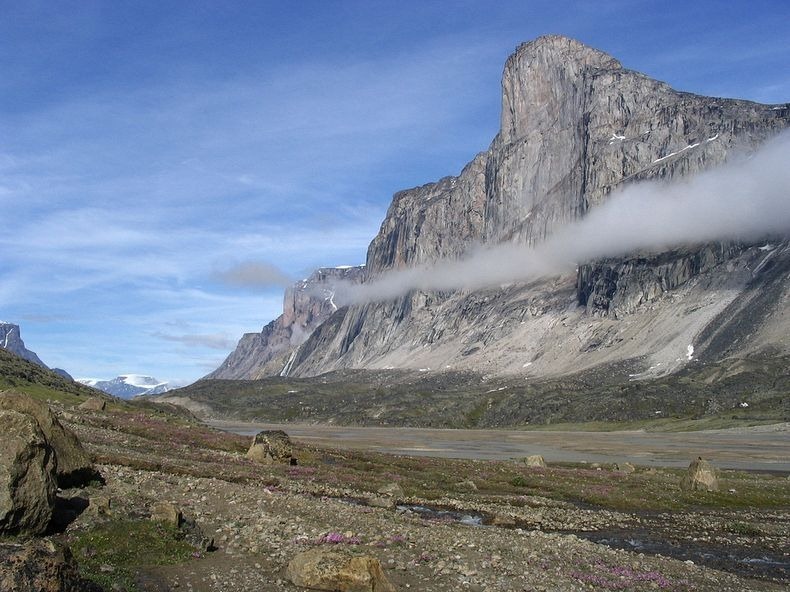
[524,455,546,468]
[457,479,478,491]
[492,514,516,527]
[89,494,112,516]
[0,539,102,592]
[181,515,215,552]
[680,457,719,492]
[0,409,56,535]
[367,495,395,509]
[377,482,404,498]
[78,397,106,411]
[150,501,182,527]
[246,430,293,464]
[286,547,396,592]
[0,391,95,487]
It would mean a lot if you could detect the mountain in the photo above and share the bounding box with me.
[78,375,170,399]
[0,322,48,367]
[0,321,74,380]
[208,36,790,390]
[208,266,365,379]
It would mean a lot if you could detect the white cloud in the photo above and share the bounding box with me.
[346,130,790,303]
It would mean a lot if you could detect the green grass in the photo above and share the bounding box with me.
[68,519,196,590]
[0,347,111,406]
[164,352,789,429]
[517,413,786,433]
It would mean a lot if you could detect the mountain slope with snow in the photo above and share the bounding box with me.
[78,374,169,399]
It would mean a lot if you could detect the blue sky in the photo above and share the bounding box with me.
[1,1,788,384]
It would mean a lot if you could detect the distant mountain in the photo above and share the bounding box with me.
[207,266,365,379]
[0,321,47,367]
[0,321,75,381]
[78,374,169,399]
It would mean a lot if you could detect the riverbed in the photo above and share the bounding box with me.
[207,420,790,472]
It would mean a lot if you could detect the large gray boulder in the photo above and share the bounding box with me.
[246,430,293,464]
[0,410,57,535]
[0,391,94,487]
[286,547,396,592]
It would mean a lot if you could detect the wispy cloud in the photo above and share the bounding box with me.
[153,332,237,351]
[346,130,790,303]
[213,261,292,290]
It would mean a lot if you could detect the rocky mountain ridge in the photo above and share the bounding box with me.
[77,375,169,399]
[211,35,790,383]
[0,322,72,380]
[208,266,365,379]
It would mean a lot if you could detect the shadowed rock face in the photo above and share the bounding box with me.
[0,539,103,592]
[0,410,56,535]
[211,35,790,383]
[0,391,94,488]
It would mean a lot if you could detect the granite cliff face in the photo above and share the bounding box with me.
[0,322,47,368]
[214,36,790,382]
[209,266,365,379]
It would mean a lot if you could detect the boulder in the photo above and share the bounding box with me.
[457,479,478,491]
[78,397,106,411]
[150,501,182,527]
[181,515,215,552]
[0,539,102,592]
[246,430,293,464]
[0,391,94,487]
[366,495,395,509]
[615,462,636,474]
[286,547,396,592]
[0,410,57,535]
[681,457,719,492]
[377,482,404,498]
[491,514,516,527]
[88,493,112,517]
[524,455,546,468]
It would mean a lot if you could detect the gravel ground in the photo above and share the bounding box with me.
[56,411,787,591]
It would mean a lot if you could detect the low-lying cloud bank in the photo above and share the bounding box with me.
[340,129,790,305]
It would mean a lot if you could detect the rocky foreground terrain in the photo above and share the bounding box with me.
[2,384,788,591]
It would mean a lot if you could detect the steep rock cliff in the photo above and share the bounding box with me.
[209,266,364,379]
[213,35,790,382]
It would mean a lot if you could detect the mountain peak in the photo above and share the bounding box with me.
[500,36,622,146]
[0,321,48,369]
[515,35,620,64]
[77,374,169,399]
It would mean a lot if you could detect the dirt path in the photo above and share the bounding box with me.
[208,421,790,471]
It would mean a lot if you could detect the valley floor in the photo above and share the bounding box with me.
[208,420,790,472]
[53,406,789,591]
